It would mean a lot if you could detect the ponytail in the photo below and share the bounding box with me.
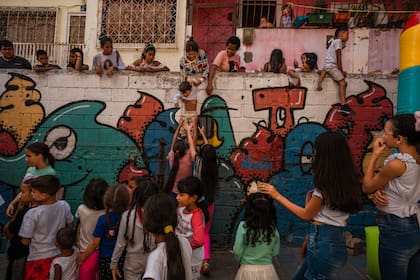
[26,142,55,168]
[164,140,186,193]
[165,227,186,280]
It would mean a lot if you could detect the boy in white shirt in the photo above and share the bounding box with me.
[19,175,74,280]
[49,228,79,280]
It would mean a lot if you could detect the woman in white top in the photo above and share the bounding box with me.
[363,113,420,280]
[92,34,125,76]
[260,131,362,279]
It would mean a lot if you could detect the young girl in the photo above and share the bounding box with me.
[164,119,193,196]
[75,178,108,280]
[77,184,130,280]
[49,228,79,280]
[280,4,294,28]
[263,49,287,74]
[288,52,319,87]
[110,178,159,280]
[363,113,420,280]
[259,131,363,279]
[126,44,169,72]
[143,193,193,280]
[179,37,209,85]
[6,142,56,217]
[92,34,125,76]
[176,176,207,279]
[185,122,218,275]
[67,48,89,71]
[5,178,38,280]
[233,192,280,280]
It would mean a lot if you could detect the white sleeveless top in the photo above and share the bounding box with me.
[377,153,420,225]
[312,188,350,227]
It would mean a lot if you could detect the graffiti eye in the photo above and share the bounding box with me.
[300,141,314,175]
[44,126,77,160]
[276,107,286,128]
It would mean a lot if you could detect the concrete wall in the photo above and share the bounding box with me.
[0,70,397,245]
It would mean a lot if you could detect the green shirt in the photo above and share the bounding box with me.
[233,221,280,265]
[25,166,56,177]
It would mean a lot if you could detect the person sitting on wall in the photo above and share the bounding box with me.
[0,40,32,70]
[206,36,242,95]
[288,52,319,87]
[33,50,61,73]
[258,17,274,28]
[280,4,294,28]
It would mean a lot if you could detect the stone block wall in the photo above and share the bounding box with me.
[0,70,397,246]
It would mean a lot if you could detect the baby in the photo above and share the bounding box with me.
[173,81,198,137]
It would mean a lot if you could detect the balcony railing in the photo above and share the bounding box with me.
[13,43,85,69]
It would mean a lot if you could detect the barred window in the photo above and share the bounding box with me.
[240,0,279,28]
[0,7,56,43]
[68,14,86,44]
[100,0,177,48]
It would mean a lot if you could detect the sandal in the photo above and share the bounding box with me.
[201,260,210,276]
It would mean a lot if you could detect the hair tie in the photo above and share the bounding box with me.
[164,225,173,234]
[414,111,420,132]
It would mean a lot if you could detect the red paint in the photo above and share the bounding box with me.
[0,130,18,156]
[118,161,150,183]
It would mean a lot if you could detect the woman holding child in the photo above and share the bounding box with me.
[179,37,209,86]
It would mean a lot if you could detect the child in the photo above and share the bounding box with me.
[142,193,193,280]
[19,175,74,280]
[164,119,193,196]
[75,178,108,280]
[184,123,218,275]
[259,132,363,279]
[280,4,294,28]
[263,49,287,74]
[206,36,241,95]
[33,50,61,72]
[6,142,56,218]
[5,178,37,280]
[49,228,79,280]
[67,48,89,71]
[179,37,209,85]
[176,176,207,279]
[288,52,318,87]
[174,81,198,137]
[110,178,159,280]
[362,113,420,280]
[126,44,169,72]
[92,34,125,76]
[258,17,274,28]
[77,184,130,280]
[233,192,280,280]
[317,27,354,115]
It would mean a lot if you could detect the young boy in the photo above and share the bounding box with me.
[5,178,38,280]
[19,175,74,280]
[33,49,61,72]
[206,36,241,95]
[317,27,354,116]
[49,228,79,280]
[174,81,198,138]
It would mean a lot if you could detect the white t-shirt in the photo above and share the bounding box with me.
[49,248,79,280]
[312,188,350,227]
[19,200,74,261]
[143,235,193,280]
[75,204,105,251]
[92,49,125,71]
[323,38,343,69]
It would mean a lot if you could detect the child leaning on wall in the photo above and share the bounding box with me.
[33,49,61,73]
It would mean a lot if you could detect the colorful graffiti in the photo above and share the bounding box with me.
[0,73,394,245]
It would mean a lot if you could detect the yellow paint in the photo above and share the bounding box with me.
[197,120,223,148]
[400,24,420,71]
[0,75,44,149]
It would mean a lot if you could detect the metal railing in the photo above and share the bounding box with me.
[13,43,85,69]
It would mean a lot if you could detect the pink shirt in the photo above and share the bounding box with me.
[167,150,193,194]
[212,50,240,72]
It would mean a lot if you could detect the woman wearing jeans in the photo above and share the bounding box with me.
[363,113,420,280]
[260,131,362,279]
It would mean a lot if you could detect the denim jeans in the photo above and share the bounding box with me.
[292,224,347,280]
[378,214,420,280]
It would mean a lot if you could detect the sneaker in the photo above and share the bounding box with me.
[338,104,355,115]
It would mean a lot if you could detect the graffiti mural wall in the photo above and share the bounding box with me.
[0,71,395,245]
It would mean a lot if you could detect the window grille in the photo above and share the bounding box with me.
[0,7,56,43]
[100,0,177,48]
[240,0,279,28]
[68,14,86,44]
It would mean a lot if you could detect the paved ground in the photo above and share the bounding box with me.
[0,245,367,279]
